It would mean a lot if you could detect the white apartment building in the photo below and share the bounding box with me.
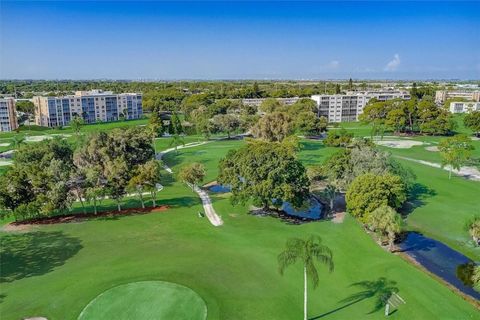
[435,90,480,104]
[33,90,143,127]
[311,91,411,122]
[241,97,300,107]
[0,97,18,132]
[449,101,480,114]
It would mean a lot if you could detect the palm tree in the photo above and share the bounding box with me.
[278,235,334,320]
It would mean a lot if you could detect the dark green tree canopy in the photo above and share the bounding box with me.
[218,139,309,209]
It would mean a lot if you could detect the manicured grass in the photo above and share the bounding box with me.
[396,159,480,259]
[78,281,207,320]
[1,139,478,320]
[163,139,245,182]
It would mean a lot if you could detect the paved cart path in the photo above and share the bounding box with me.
[395,156,480,181]
[157,141,223,226]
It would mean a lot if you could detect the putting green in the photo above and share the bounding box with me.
[78,281,207,320]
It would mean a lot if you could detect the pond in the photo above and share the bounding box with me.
[207,184,232,193]
[207,184,323,220]
[281,197,323,220]
[398,232,480,300]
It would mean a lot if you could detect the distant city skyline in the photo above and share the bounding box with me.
[1,1,479,80]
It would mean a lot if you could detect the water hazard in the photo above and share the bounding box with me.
[398,232,479,300]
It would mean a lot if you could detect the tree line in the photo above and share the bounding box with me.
[0,127,162,221]
[360,96,455,136]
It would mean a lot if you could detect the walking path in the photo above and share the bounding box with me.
[396,156,480,181]
[192,185,223,226]
[157,141,223,226]
[156,141,209,173]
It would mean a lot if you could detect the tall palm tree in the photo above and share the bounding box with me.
[278,235,334,320]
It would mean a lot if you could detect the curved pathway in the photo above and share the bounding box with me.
[157,141,223,226]
[396,156,480,181]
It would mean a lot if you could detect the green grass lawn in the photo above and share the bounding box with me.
[1,138,478,320]
[1,119,479,319]
[396,159,480,259]
[78,281,207,320]
[1,182,477,320]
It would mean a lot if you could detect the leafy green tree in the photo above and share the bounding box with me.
[473,266,480,292]
[69,170,88,214]
[0,169,34,219]
[218,140,309,210]
[359,99,390,138]
[212,114,240,139]
[295,112,327,136]
[170,134,185,154]
[0,138,74,221]
[323,128,353,147]
[104,157,129,212]
[15,100,34,114]
[278,235,334,320]
[346,173,407,223]
[252,112,294,142]
[417,98,455,135]
[179,162,206,190]
[208,98,232,116]
[259,98,282,113]
[128,160,162,208]
[464,111,480,137]
[438,134,475,179]
[465,216,480,246]
[84,166,105,215]
[147,108,166,153]
[368,205,403,251]
[289,98,317,115]
[70,115,85,138]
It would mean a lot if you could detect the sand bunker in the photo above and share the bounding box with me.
[425,146,439,152]
[25,134,71,142]
[375,140,423,149]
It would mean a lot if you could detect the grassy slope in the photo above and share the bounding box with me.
[0,182,477,320]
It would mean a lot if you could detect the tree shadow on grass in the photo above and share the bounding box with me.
[158,196,200,208]
[309,277,398,319]
[0,231,82,283]
[400,183,436,216]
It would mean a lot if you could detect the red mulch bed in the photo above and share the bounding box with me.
[9,205,170,226]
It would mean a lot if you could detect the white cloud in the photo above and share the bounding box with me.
[328,60,340,69]
[384,54,400,71]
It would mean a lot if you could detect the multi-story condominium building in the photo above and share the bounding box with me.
[449,101,480,113]
[0,97,18,132]
[435,90,480,104]
[241,97,300,107]
[33,90,143,127]
[311,91,411,122]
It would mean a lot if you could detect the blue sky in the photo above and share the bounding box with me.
[1,1,479,80]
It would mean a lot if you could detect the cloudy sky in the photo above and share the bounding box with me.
[1,1,479,80]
